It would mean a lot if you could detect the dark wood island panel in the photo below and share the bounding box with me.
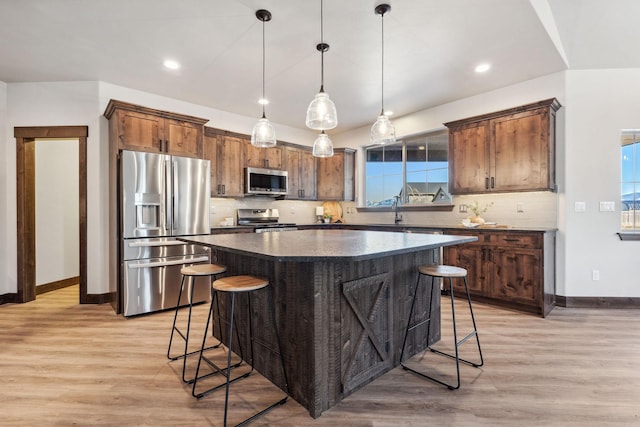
[181,230,476,418]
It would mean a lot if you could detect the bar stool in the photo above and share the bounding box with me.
[400,265,483,390]
[192,275,289,426]
[167,263,227,384]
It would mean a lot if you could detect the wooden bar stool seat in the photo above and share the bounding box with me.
[192,275,289,426]
[167,263,226,384]
[400,264,483,390]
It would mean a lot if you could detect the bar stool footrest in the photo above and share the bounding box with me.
[428,347,483,368]
[401,363,459,390]
[236,396,289,427]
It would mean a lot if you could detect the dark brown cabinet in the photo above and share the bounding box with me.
[203,128,245,197]
[104,99,207,158]
[443,229,555,317]
[317,148,355,201]
[244,142,283,170]
[284,146,317,200]
[446,98,561,194]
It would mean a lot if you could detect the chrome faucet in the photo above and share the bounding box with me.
[393,195,403,224]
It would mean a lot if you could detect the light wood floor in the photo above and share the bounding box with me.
[1,286,639,426]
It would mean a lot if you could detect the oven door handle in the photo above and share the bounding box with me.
[127,256,209,269]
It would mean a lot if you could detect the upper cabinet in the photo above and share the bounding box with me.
[284,146,317,200]
[317,148,356,201]
[104,99,208,158]
[203,128,245,198]
[445,98,561,194]
[244,143,283,170]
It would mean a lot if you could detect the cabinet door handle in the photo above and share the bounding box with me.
[302,189,305,198]
[491,177,495,188]
[222,184,225,194]
[502,238,520,242]
[485,177,489,189]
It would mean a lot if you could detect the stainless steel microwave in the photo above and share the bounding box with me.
[245,167,288,196]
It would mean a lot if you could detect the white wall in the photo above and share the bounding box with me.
[2,71,637,300]
[563,69,640,297]
[5,82,103,295]
[35,139,79,285]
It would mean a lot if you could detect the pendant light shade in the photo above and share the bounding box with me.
[312,131,334,158]
[251,115,277,147]
[306,89,337,130]
[371,113,396,145]
[371,3,396,145]
[251,9,277,148]
[306,0,338,132]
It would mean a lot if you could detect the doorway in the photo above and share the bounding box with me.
[15,126,88,304]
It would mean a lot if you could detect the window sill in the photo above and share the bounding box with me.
[358,203,455,212]
[617,232,640,241]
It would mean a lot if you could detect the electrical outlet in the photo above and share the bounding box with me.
[459,204,467,213]
[574,202,586,212]
[592,270,600,281]
[517,203,524,213]
[290,206,295,214]
[210,205,216,214]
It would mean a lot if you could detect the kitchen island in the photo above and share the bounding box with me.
[181,229,476,418]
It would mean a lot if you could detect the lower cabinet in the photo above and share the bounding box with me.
[443,229,555,317]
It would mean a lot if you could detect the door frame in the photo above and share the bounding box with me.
[15,126,88,303]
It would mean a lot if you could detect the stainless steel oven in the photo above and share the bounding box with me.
[237,208,297,232]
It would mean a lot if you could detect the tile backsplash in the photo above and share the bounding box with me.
[210,191,558,229]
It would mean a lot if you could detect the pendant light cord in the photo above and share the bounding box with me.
[261,16,266,119]
[380,9,385,115]
[320,0,325,92]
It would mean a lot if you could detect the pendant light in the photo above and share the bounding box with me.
[371,3,396,145]
[312,131,334,157]
[251,9,277,148]
[306,0,338,131]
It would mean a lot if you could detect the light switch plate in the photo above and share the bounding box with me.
[574,202,586,212]
[599,201,615,212]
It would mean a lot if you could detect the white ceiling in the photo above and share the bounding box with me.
[1,0,639,133]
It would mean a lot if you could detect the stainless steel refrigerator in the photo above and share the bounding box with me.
[119,150,211,316]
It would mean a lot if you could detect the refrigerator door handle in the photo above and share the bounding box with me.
[172,159,178,231]
[165,159,172,232]
[127,240,186,248]
[127,256,210,269]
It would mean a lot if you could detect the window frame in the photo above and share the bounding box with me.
[619,130,640,239]
[361,129,454,212]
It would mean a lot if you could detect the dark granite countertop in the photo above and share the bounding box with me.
[184,229,476,262]
[210,223,557,234]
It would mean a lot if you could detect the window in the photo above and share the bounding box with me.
[364,129,449,207]
[621,131,640,230]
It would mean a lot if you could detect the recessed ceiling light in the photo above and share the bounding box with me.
[384,110,394,116]
[258,98,269,105]
[163,59,181,70]
[475,63,491,73]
